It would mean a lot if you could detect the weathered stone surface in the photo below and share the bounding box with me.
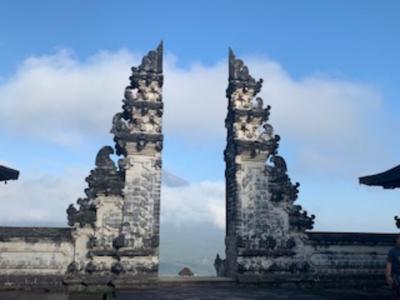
[0,284,391,300]
[0,44,396,290]
[224,49,313,278]
[300,231,396,286]
[0,227,74,289]
[65,42,164,286]
[0,227,72,242]
[85,146,124,199]
[111,42,163,157]
[114,284,390,300]
[67,146,123,229]
[110,42,163,282]
[222,49,394,287]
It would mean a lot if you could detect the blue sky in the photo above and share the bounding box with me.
[2,1,400,82]
[1,0,400,234]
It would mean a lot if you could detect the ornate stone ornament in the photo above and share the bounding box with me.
[65,42,164,285]
[223,49,314,278]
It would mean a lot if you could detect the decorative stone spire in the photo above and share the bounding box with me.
[223,49,314,278]
[67,146,123,228]
[85,146,124,199]
[111,42,163,156]
[227,48,263,97]
[65,43,164,284]
[131,41,163,81]
[110,42,164,281]
[225,49,279,161]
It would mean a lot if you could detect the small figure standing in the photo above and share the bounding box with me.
[214,253,226,277]
[386,235,400,299]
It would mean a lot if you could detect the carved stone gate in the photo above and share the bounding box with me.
[222,49,314,279]
[65,43,164,286]
[0,43,394,290]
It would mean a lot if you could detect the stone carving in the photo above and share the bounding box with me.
[223,49,314,278]
[66,43,164,283]
[64,145,125,282]
[227,48,263,97]
[289,205,315,231]
[109,42,164,281]
[66,198,96,228]
[395,216,400,228]
[66,261,79,274]
[111,42,164,156]
[0,44,396,290]
[66,146,123,228]
[111,262,124,274]
[85,146,124,198]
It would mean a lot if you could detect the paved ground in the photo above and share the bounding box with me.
[0,292,67,300]
[115,285,391,300]
[0,285,392,300]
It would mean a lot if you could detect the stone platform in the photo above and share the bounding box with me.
[0,286,391,300]
[115,285,390,300]
[0,278,391,300]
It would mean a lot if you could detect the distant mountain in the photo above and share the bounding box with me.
[0,170,225,276]
[159,221,225,276]
[162,170,189,187]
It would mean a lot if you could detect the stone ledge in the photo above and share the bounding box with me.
[0,227,72,243]
[306,231,397,246]
[0,275,67,291]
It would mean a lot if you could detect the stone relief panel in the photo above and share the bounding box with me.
[237,164,291,252]
[121,155,161,251]
[230,88,256,110]
[93,196,123,250]
[111,42,164,157]
[136,80,162,102]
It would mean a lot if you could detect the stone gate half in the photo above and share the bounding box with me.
[223,49,315,279]
[221,49,394,286]
[0,44,397,290]
[65,42,164,287]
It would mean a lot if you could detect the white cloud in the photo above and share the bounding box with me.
[0,169,86,225]
[0,167,226,230]
[0,48,394,178]
[161,181,225,229]
[0,49,139,145]
[207,201,225,229]
[0,48,397,232]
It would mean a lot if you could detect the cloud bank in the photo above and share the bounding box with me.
[0,49,392,176]
[0,169,225,230]
[0,48,397,232]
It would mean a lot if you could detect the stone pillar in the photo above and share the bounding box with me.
[111,42,163,281]
[65,146,124,286]
[223,49,315,280]
[65,43,163,287]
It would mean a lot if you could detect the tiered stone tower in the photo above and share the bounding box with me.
[223,49,315,280]
[111,41,163,282]
[65,146,124,285]
[65,42,163,286]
